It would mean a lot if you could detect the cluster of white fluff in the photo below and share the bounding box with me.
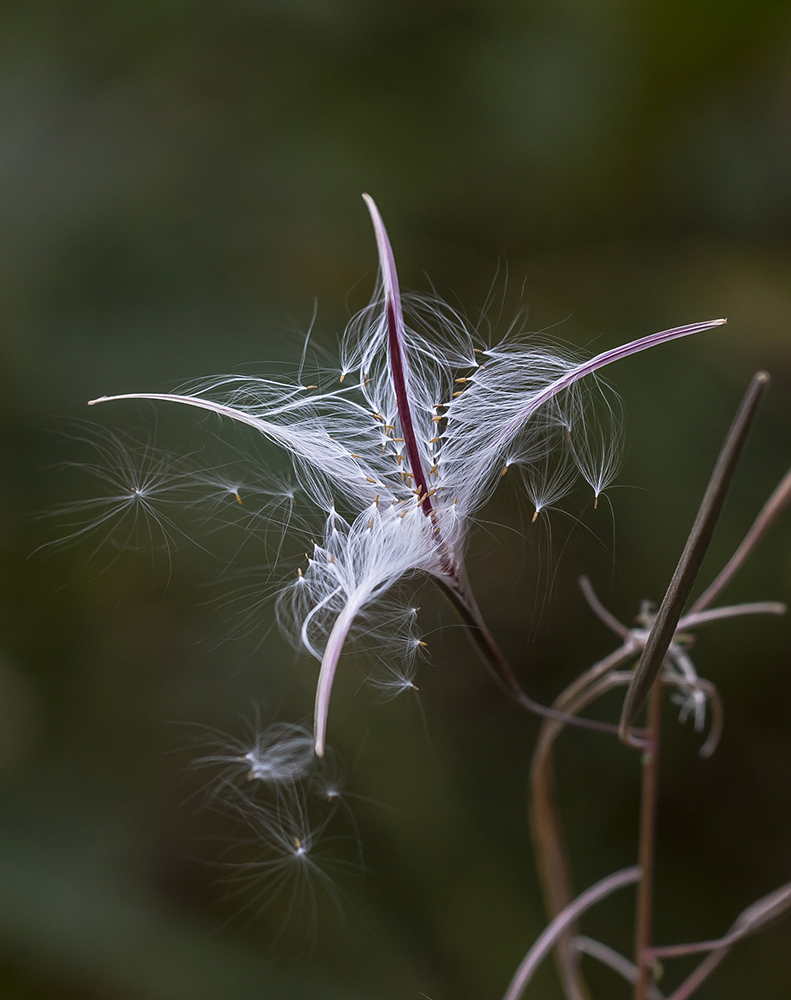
[87,195,724,758]
[184,716,361,937]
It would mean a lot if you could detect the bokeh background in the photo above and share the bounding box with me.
[1,1,791,997]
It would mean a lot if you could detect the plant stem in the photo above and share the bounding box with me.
[634,674,664,1000]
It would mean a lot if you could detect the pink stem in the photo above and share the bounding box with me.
[313,598,362,757]
[493,319,727,452]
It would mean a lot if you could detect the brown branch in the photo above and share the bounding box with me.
[619,371,770,742]
[531,655,637,999]
[633,676,663,1000]
[690,465,791,613]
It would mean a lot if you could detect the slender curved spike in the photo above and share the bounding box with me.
[313,598,363,757]
[362,194,433,517]
[493,320,727,452]
[619,371,770,743]
[690,465,791,613]
[502,867,641,1000]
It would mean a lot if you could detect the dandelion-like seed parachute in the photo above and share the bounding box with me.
[88,195,725,755]
[190,720,316,802]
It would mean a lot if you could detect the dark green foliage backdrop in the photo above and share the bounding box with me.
[0,2,790,997]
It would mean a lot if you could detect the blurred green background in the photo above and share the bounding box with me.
[1,1,791,997]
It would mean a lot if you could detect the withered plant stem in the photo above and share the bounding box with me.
[634,675,664,1000]
[690,464,791,613]
[620,371,769,741]
[436,574,620,734]
[531,659,634,1000]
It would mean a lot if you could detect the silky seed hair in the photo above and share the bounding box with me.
[86,195,725,753]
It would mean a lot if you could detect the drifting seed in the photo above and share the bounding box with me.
[368,518,374,529]
[532,511,539,523]
[304,384,318,389]
[429,436,441,444]
[297,568,303,577]
[373,412,384,421]
[294,837,303,850]
[351,453,361,458]
[329,554,335,563]
[594,496,599,509]
[455,377,468,384]
[396,455,404,465]
[366,476,377,484]
[452,391,464,397]
[418,641,428,647]
[429,465,438,475]
[374,495,380,505]
[473,348,484,354]
[393,436,404,442]
[432,415,443,423]
[339,374,345,383]
[501,466,509,477]
[234,491,243,504]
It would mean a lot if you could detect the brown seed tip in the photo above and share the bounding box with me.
[532,510,539,523]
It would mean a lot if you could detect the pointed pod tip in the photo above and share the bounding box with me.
[361,192,378,218]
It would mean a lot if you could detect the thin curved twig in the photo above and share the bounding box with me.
[575,936,665,1000]
[691,465,791,613]
[578,575,630,638]
[661,879,791,1000]
[678,601,786,630]
[502,867,642,1000]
